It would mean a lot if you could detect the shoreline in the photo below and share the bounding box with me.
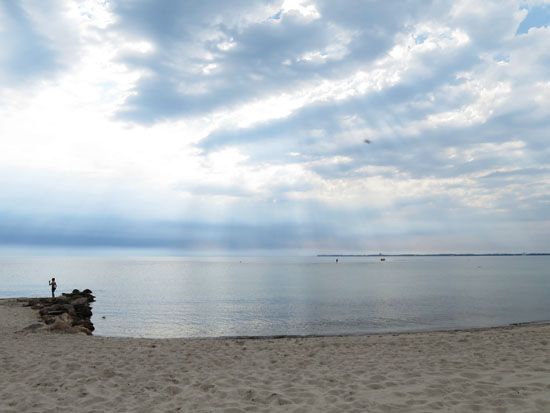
[93,320,550,342]
[166,320,550,342]
[2,298,550,412]
[3,295,550,340]
[0,297,550,341]
[6,295,550,341]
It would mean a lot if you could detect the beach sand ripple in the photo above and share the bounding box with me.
[1,299,550,412]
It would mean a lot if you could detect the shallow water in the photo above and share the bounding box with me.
[1,256,549,338]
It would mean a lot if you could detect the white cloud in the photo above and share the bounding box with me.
[0,0,549,252]
[281,0,321,19]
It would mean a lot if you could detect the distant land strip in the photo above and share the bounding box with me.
[318,253,550,257]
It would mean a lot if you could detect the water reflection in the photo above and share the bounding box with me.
[0,256,549,338]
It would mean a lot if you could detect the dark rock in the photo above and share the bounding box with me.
[53,296,69,304]
[23,323,45,332]
[72,319,95,332]
[50,318,72,332]
[74,304,92,318]
[27,298,51,307]
[62,289,94,302]
[23,288,95,335]
[39,304,69,316]
[43,316,56,325]
[70,297,89,306]
[44,310,66,316]
[61,304,77,317]
[71,326,92,335]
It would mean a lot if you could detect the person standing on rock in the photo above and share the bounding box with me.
[49,277,57,298]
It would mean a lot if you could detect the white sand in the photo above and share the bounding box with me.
[1,299,550,412]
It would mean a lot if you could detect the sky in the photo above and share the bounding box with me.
[0,0,549,255]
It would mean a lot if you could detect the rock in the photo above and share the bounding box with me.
[39,303,71,316]
[27,298,50,307]
[71,326,93,335]
[44,310,67,316]
[72,319,95,332]
[62,289,95,302]
[73,304,92,318]
[58,312,73,324]
[70,297,89,306]
[42,316,56,325]
[23,323,45,332]
[39,308,51,316]
[49,318,73,333]
[53,296,69,304]
[61,304,77,317]
[24,288,95,335]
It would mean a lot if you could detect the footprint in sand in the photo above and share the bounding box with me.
[267,392,292,405]
[164,385,182,396]
[102,369,116,379]
[239,389,257,402]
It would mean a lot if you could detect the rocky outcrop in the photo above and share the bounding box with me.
[20,289,95,335]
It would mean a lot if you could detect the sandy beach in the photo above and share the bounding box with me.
[1,299,550,412]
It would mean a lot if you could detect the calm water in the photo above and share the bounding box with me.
[1,256,549,338]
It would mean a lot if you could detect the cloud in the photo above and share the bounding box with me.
[111,0,452,123]
[0,0,88,90]
[0,212,325,250]
[0,1,60,84]
[0,0,549,253]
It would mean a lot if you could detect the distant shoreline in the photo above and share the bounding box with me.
[318,253,550,257]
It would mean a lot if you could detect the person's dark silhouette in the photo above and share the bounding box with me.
[49,277,57,298]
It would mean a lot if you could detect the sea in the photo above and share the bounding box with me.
[1,256,549,338]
